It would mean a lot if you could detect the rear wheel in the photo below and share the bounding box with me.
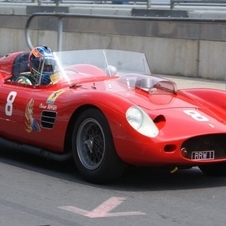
[199,163,226,176]
[72,108,126,184]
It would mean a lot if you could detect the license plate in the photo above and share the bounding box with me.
[191,150,215,160]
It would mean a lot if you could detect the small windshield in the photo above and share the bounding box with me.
[52,49,176,94]
[54,49,150,78]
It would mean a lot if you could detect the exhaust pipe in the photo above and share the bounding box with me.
[0,136,72,162]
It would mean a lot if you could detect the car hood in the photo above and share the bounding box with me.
[106,74,226,129]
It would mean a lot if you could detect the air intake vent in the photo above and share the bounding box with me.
[41,111,57,129]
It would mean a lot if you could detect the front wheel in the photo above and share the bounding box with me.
[199,163,226,176]
[72,108,126,184]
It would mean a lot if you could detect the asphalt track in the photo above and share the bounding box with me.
[0,76,226,226]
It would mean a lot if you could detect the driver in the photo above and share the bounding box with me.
[16,45,56,85]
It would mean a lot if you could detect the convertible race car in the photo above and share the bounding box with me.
[1,48,226,184]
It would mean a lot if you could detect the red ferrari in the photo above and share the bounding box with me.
[1,48,226,184]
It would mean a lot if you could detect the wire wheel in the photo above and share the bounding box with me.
[76,118,105,170]
[72,108,126,184]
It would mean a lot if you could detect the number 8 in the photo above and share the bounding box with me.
[183,110,209,121]
[5,91,17,116]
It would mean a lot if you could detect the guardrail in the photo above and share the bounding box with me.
[25,12,225,51]
[25,12,139,51]
[25,12,192,51]
[24,12,192,51]
[56,0,152,7]
[2,0,226,10]
[170,0,226,9]
[1,0,152,7]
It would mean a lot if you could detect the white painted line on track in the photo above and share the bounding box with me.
[59,196,146,218]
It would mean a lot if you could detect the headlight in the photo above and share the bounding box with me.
[126,106,143,130]
[126,106,159,138]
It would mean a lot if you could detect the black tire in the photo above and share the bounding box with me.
[72,108,126,184]
[199,163,226,177]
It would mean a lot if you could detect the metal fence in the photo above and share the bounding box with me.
[170,0,226,9]
[1,0,226,9]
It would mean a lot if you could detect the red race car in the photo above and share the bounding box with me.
[0,48,226,184]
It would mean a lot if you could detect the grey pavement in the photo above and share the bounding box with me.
[163,75,225,90]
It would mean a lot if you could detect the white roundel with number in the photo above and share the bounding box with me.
[5,91,17,116]
[183,110,209,122]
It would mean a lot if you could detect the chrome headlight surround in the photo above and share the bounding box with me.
[126,106,159,138]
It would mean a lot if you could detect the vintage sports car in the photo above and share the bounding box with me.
[1,49,226,184]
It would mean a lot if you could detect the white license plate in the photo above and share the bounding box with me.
[191,150,215,160]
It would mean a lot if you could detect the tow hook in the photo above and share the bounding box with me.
[170,166,178,173]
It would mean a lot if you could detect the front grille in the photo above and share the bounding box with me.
[182,134,226,160]
[41,111,57,129]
